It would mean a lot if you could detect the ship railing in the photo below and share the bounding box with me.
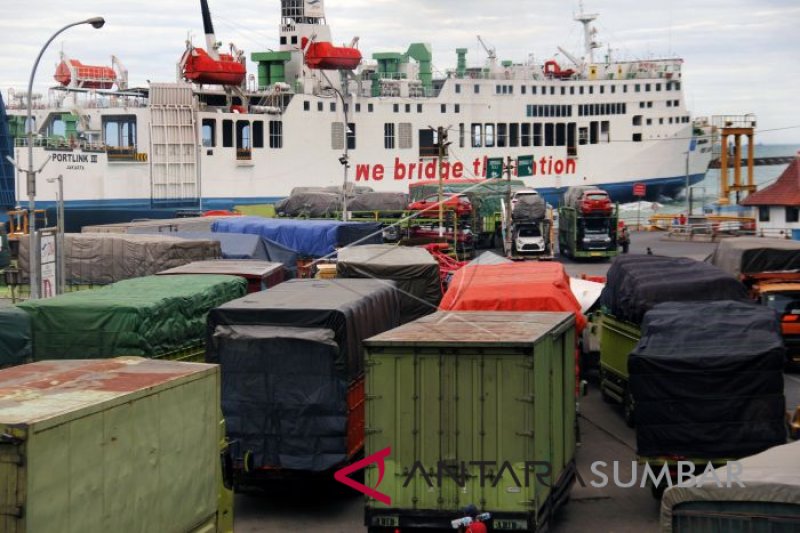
[711,115,757,129]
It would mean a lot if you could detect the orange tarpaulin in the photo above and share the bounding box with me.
[439,262,587,333]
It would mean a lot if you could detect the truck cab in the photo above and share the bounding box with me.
[758,282,800,364]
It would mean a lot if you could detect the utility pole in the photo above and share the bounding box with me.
[436,126,450,238]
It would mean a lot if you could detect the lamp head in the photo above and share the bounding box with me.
[86,17,106,29]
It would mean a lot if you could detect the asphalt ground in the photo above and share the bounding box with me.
[235,231,799,532]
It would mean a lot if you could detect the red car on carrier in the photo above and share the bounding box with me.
[578,189,613,216]
[407,194,474,218]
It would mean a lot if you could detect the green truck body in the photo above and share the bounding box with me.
[598,313,641,424]
[0,357,232,533]
[364,311,576,531]
[558,206,618,259]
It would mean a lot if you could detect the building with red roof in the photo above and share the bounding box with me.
[742,156,800,236]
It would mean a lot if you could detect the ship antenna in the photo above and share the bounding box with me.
[200,0,220,60]
[574,1,600,64]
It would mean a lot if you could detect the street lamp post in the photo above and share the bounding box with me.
[324,85,350,222]
[25,16,104,299]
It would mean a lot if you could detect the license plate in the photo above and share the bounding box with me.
[373,516,399,527]
[590,252,604,257]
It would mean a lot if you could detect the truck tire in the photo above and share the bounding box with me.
[623,390,635,428]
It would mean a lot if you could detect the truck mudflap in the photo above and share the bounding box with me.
[365,461,576,532]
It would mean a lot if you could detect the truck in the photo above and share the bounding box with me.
[503,189,555,259]
[708,236,800,365]
[558,205,618,259]
[0,357,234,533]
[364,311,577,532]
[598,255,748,426]
[661,441,800,532]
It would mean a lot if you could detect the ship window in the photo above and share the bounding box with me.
[417,104,423,113]
[497,123,507,148]
[623,84,628,93]
[201,119,215,147]
[303,101,310,111]
[759,207,770,222]
[393,104,399,113]
[485,124,495,147]
[403,104,410,113]
[561,87,566,95]
[567,123,577,155]
[550,86,555,95]
[344,103,349,113]
[632,133,642,142]
[269,121,283,149]
[459,123,465,148]
[646,83,651,91]
[346,123,356,150]
[332,122,344,150]
[521,86,526,95]
[545,123,554,146]
[590,121,599,144]
[441,104,447,113]
[675,82,681,90]
[399,123,413,149]
[556,123,566,146]
[455,84,461,94]
[579,127,588,145]
[222,120,233,148]
[611,85,616,94]
[368,103,374,112]
[647,101,653,108]
[384,123,395,149]
[532,86,537,95]
[291,35,298,45]
[236,120,251,159]
[633,115,643,126]
[521,123,531,146]
[280,36,287,45]
[656,83,661,91]
[418,128,437,157]
[330,102,336,112]
[474,84,480,94]
[667,100,672,107]
[103,115,138,153]
[640,102,645,109]
[580,86,584,95]
[509,123,519,147]
[253,121,264,148]
[589,86,594,95]
[318,102,324,112]
[455,104,461,113]
[355,103,361,113]
[496,85,502,94]
[635,84,641,92]
[660,118,664,125]
[786,207,798,223]
[601,121,610,143]
[570,86,575,95]
[600,86,605,94]
[669,117,673,124]
[674,99,680,107]
[533,123,543,146]
[471,124,482,147]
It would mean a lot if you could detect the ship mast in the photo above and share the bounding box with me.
[574,1,601,64]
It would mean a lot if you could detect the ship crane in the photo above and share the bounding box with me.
[477,35,497,71]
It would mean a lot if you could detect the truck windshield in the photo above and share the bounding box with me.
[583,218,610,234]
[586,193,608,201]
[762,292,800,315]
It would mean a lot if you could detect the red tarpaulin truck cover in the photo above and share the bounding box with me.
[439,262,587,332]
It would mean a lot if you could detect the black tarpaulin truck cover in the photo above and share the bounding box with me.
[207,279,402,471]
[708,237,800,277]
[212,325,346,471]
[629,300,786,459]
[336,245,441,323]
[599,255,748,324]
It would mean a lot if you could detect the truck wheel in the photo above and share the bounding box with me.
[623,391,635,428]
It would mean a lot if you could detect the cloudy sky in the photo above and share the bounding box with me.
[1,0,798,144]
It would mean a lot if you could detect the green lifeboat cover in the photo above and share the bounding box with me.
[0,306,32,367]
[19,274,247,360]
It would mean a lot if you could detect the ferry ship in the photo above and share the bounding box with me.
[0,0,713,228]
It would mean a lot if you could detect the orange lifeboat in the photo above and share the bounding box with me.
[302,38,362,70]
[54,59,116,89]
[182,48,246,86]
[543,60,575,80]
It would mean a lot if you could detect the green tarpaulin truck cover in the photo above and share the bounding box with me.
[19,275,246,360]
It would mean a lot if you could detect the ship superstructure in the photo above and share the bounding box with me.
[2,0,712,226]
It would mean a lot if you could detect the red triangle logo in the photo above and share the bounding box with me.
[334,447,392,506]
